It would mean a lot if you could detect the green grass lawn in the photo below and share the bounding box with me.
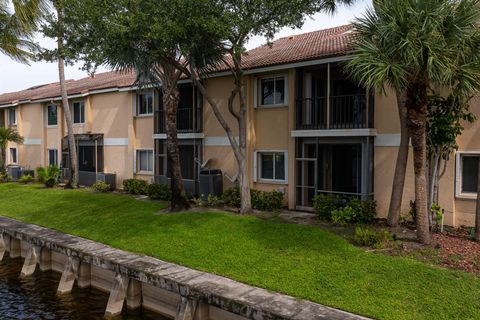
[0,183,479,320]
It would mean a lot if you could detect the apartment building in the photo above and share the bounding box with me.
[1,24,479,227]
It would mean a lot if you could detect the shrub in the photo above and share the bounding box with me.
[354,226,394,249]
[251,189,284,211]
[222,187,241,208]
[123,179,148,195]
[36,166,60,188]
[347,198,377,223]
[91,181,112,193]
[222,187,284,211]
[18,174,34,184]
[313,195,376,224]
[331,206,355,226]
[147,183,171,201]
[22,170,35,177]
[312,194,341,220]
[0,172,12,183]
[207,194,221,207]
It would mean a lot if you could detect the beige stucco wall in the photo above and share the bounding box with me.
[201,76,239,192]
[3,90,153,187]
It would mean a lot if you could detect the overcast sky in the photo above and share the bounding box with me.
[0,0,371,94]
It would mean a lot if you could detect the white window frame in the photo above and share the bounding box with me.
[9,147,18,165]
[7,108,17,126]
[134,148,154,175]
[46,104,58,127]
[47,149,58,167]
[253,150,288,184]
[71,101,85,125]
[455,151,480,199]
[135,91,154,117]
[255,74,288,108]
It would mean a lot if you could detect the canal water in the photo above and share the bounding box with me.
[0,255,168,319]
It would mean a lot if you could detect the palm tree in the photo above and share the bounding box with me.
[0,0,48,63]
[347,0,480,244]
[53,0,78,188]
[0,128,24,173]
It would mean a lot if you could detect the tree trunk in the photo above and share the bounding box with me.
[475,157,480,241]
[0,146,6,173]
[387,90,408,226]
[56,5,78,188]
[162,64,190,212]
[235,57,252,214]
[406,80,431,244]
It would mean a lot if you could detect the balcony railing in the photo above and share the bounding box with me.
[155,107,202,134]
[296,94,372,130]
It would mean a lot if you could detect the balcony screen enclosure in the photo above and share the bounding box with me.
[295,137,374,208]
[295,63,374,130]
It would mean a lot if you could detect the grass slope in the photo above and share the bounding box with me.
[0,183,479,320]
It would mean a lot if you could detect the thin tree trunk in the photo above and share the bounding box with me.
[234,55,252,214]
[387,90,408,226]
[475,157,480,241]
[406,81,431,244]
[56,4,78,188]
[162,64,190,212]
[0,146,5,173]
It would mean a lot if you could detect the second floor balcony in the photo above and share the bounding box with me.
[154,84,203,134]
[295,63,374,131]
[155,107,202,134]
[296,93,373,130]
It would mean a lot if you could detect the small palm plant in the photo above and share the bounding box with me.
[0,128,24,173]
[36,165,60,188]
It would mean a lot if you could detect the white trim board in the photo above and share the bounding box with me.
[204,136,239,147]
[104,138,129,146]
[153,133,205,140]
[375,134,401,147]
[291,129,377,138]
[24,139,42,145]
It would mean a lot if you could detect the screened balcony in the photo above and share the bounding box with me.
[154,84,203,134]
[295,63,374,130]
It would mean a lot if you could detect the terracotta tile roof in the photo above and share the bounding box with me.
[242,24,353,70]
[0,24,353,106]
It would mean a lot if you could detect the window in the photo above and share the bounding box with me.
[258,75,286,106]
[458,154,480,196]
[137,92,154,116]
[72,102,85,124]
[256,151,286,183]
[9,148,17,164]
[48,149,58,166]
[46,105,58,126]
[136,149,153,173]
[8,108,16,125]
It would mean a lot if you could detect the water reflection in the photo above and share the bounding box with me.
[0,255,167,319]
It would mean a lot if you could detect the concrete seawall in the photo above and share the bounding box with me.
[0,217,369,320]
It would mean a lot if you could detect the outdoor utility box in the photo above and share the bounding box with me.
[199,169,223,198]
[7,166,22,180]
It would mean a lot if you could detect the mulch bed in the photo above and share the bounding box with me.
[430,232,480,273]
